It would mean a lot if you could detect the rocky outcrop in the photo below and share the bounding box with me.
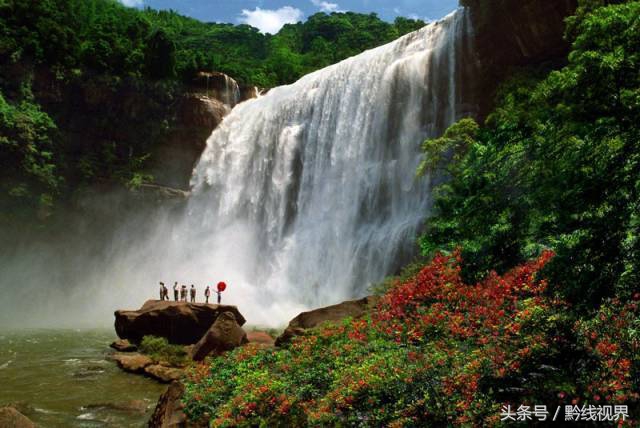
[246,331,276,347]
[145,365,185,383]
[112,352,184,382]
[114,300,246,345]
[0,406,36,428]
[275,296,379,346]
[191,312,248,361]
[189,71,259,107]
[148,381,208,428]
[148,381,187,428]
[463,0,579,119]
[110,339,138,352]
[112,353,154,374]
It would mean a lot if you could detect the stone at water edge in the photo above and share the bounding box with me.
[275,296,379,346]
[145,365,185,383]
[114,300,246,345]
[83,400,148,414]
[190,312,248,361]
[112,353,153,374]
[0,407,36,428]
[110,339,137,352]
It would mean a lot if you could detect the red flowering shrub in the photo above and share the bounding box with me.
[575,298,640,406]
[182,251,638,426]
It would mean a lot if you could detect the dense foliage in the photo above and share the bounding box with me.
[0,0,424,86]
[183,252,639,426]
[419,0,640,310]
[181,2,640,426]
[0,92,59,220]
[143,10,425,87]
[0,0,424,224]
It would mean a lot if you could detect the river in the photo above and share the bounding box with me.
[0,329,165,427]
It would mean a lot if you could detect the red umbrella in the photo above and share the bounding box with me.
[217,281,227,292]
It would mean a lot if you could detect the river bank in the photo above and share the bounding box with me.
[0,329,165,427]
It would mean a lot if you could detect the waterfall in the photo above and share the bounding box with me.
[223,74,241,107]
[0,9,477,328]
[182,9,476,311]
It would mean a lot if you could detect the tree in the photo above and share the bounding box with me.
[145,29,176,79]
[419,1,640,308]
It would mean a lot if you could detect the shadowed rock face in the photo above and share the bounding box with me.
[463,0,579,119]
[148,381,190,428]
[275,296,379,346]
[147,94,229,190]
[114,300,246,345]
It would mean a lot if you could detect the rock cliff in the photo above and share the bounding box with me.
[463,0,579,118]
[115,300,246,345]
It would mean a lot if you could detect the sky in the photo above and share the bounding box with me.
[119,0,460,34]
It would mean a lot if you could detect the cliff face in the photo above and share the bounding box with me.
[147,93,228,190]
[148,74,260,190]
[463,0,579,118]
[30,69,255,197]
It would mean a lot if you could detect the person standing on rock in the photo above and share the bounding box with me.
[163,283,169,301]
[190,285,196,303]
[159,282,166,301]
[216,281,226,304]
[205,286,211,304]
[180,285,187,302]
[173,282,179,301]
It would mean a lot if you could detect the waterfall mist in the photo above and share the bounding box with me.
[0,9,477,329]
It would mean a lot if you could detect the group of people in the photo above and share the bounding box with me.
[158,281,222,304]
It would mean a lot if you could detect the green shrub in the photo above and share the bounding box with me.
[139,335,189,367]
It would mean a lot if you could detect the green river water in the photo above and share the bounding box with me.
[0,329,166,427]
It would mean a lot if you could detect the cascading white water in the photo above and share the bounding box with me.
[0,9,476,329]
[223,75,241,107]
[183,9,475,311]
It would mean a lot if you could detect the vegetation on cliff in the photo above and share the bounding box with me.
[181,1,639,425]
[0,0,424,225]
[419,0,640,309]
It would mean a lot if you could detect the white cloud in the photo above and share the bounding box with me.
[119,0,143,7]
[311,0,339,13]
[239,6,304,34]
[409,13,431,22]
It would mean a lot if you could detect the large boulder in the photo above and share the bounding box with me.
[0,407,36,428]
[191,312,248,361]
[275,296,379,346]
[115,300,246,345]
